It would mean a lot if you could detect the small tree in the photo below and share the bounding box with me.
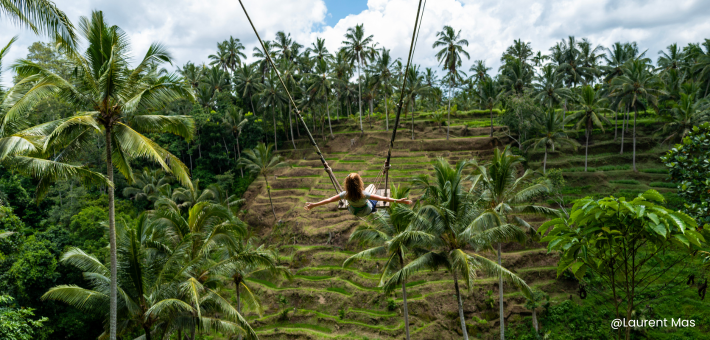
[539,190,701,340]
[0,295,47,340]
[237,143,289,220]
[523,290,548,333]
[662,122,710,227]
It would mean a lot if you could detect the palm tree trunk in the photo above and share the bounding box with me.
[543,144,548,174]
[143,325,152,340]
[236,280,243,340]
[498,243,505,340]
[447,85,452,140]
[453,271,469,340]
[620,107,627,154]
[289,101,296,149]
[585,128,590,172]
[563,99,567,122]
[236,135,244,177]
[532,309,539,332]
[223,137,230,160]
[368,98,373,128]
[326,92,334,138]
[411,101,415,140]
[263,174,277,219]
[357,58,364,135]
[272,106,278,151]
[490,107,494,137]
[385,96,389,131]
[104,126,118,340]
[614,110,618,141]
[400,256,411,340]
[632,107,638,172]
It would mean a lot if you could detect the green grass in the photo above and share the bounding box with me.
[562,164,632,172]
[255,322,332,333]
[649,182,676,188]
[349,308,397,317]
[326,287,352,295]
[642,168,670,174]
[609,179,641,185]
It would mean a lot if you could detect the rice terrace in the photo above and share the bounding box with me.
[0,0,709,339]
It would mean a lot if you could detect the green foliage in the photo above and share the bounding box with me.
[662,122,710,227]
[386,299,397,311]
[0,295,48,340]
[649,181,676,188]
[508,300,613,340]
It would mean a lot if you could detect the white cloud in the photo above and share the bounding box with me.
[2,0,710,87]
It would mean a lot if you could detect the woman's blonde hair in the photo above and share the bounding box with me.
[344,173,365,201]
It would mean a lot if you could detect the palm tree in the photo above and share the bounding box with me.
[122,168,172,202]
[342,24,375,135]
[209,44,231,73]
[209,236,291,340]
[344,186,423,340]
[501,58,533,96]
[0,37,18,90]
[277,59,299,149]
[475,77,503,137]
[274,31,302,62]
[167,178,214,211]
[306,37,333,62]
[306,59,335,138]
[384,158,532,340]
[371,48,395,131]
[522,110,579,173]
[178,62,204,89]
[224,36,246,71]
[568,85,612,171]
[402,66,430,140]
[252,40,278,78]
[433,25,470,140]
[8,12,194,340]
[470,60,491,83]
[469,147,556,340]
[1,0,77,49]
[611,59,665,171]
[237,143,289,220]
[259,72,288,151]
[224,107,248,176]
[659,92,709,143]
[43,214,257,340]
[532,64,571,116]
[502,39,533,65]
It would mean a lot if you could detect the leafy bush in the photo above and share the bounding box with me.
[387,299,396,311]
[641,168,669,174]
[662,122,710,227]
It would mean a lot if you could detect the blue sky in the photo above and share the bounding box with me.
[322,0,369,27]
[2,0,710,88]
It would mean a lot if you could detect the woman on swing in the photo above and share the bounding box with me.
[304,173,412,216]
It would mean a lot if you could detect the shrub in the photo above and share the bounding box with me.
[387,299,396,311]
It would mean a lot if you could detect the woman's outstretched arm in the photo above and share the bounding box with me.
[369,193,413,205]
[304,194,342,210]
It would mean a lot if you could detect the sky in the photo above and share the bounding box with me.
[2,0,710,87]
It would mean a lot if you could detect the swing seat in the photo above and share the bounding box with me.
[338,184,391,210]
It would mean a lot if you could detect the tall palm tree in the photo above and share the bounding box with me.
[122,168,172,202]
[233,62,264,120]
[237,143,289,220]
[469,147,556,340]
[385,158,532,340]
[342,24,375,135]
[532,64,571,114]
[306,37,333,62]
[224,107,248,176]
[224,36,246,71]
[568,85,612,171]
[469,60,491,83]
[1,0,77,49]
[660,92,710,143]
[371,48,395,131]
[0,37,18,89]
[8,12,194,340]
[522,110,579,173]
[475,77,503,137]
[402,66,430,140]
[168,178,214,211]
[277,59,299,149]
[501,39,533,65]
[259,72,287,151]
[43,214,257,340]
[306,59,335,138]
[611,59,665,171]
[501,58,533,96]
[209,44,231,73]
[252,40,278,78]
[344,186,423,340]
[433,25,470,140]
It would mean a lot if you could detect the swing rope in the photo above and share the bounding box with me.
[238,0,426,201]
[381,0,427,197]
[238,0,343,195]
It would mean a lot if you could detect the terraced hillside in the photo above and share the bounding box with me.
[236,113,673,340]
